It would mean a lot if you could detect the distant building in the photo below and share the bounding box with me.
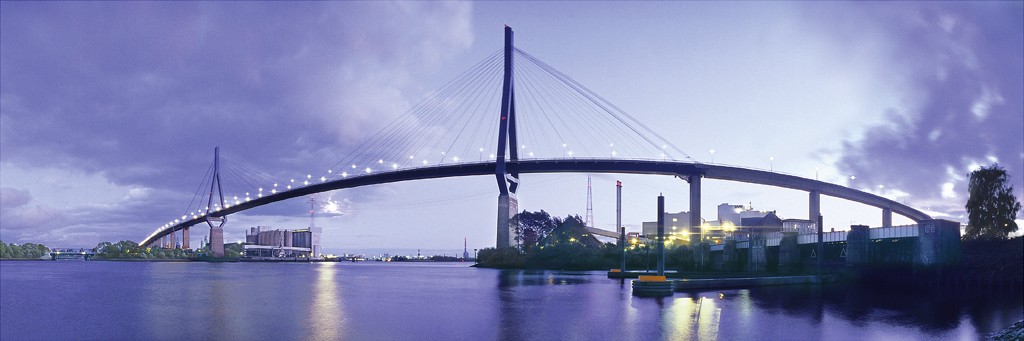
[641,211,690,240]
[740,212,784,235]
[639,203,785,244]
[717,203,773,226]
[243,226,321,259]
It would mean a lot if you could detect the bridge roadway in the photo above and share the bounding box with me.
[141,159,931,247]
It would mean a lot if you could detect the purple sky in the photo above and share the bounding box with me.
[2,2,1021,253]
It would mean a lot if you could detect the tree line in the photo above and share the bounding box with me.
[0,241,50,259]
[91,240,244,259]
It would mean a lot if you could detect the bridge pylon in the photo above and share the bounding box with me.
[205,147,227,257]
[495,26,520,248]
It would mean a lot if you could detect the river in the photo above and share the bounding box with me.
[1,261,1020,340]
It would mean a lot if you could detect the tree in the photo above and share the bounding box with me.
[0,241,10,259]
[965,164,1021,240]
[541,215,602,248]
[514,210,557,251]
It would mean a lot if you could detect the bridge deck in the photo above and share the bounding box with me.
[143,159,931,247]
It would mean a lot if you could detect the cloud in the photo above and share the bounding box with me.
[818,2,1023,214]
[0,187,31,209]
[0,2,474,246]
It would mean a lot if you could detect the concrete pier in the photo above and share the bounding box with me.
[778,232,800,274]
[809,190,820,224]
[882,207,893,227]
[209,227,224,257]
[687,175,701,240]
[846,225,870,266]
[496,194,517,248]
[182,227,190,249]
[748,233,767,272]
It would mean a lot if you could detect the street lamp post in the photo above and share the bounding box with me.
[769,156,775,172]
[709,149,715,164]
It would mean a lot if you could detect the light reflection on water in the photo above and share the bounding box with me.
[310,262,342,340]
[0,261,1020,340]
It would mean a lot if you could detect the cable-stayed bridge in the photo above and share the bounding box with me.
[140,27,931,255]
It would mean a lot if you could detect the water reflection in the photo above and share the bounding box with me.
[496,269,593,287]
[310,262,344,340]
[2,263,1019,340]
[665,294,722,339]
[745,283,1023,334]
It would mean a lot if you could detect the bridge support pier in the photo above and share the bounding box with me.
[207,216,226,257]
[846,225,871,266]
[882,207,892,227]
[778,232,800,274]
[748,233,767,272]
[809,190,820,227]
[169,230,177,249]
[182,227,190,249]
[209,226,224,257]
[656,194,665,276]
[687,175,701,240]
[915,219,961,266]
[687,174,703,269]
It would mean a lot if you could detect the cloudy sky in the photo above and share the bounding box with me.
[2,2,1021,254]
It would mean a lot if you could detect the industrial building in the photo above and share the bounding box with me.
[640,203,800,243]
[242,226,322,259]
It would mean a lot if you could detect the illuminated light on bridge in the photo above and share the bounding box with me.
[341,172,348,178]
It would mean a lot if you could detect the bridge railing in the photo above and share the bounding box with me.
[797,231,847,244]
[869,224,918,239]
